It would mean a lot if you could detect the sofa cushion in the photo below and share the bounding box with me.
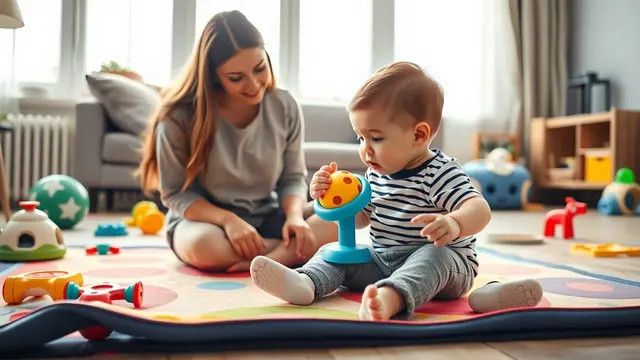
[303,142,364,171]
[86,72,160,135]
[102,132,142,165]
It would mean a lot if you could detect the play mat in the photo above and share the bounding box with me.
[1,233,639,357]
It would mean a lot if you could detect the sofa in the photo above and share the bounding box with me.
[73,100,367,211]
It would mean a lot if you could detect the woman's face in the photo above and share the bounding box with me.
[216,47,271,106]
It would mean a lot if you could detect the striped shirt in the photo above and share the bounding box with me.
[363,149,482,275]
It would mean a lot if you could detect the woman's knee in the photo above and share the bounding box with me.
[173,221,236,271]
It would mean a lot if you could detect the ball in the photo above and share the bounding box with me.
[319,171,362,209]
[29,174,90,229]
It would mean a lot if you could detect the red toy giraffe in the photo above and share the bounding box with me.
[543,197,587,239]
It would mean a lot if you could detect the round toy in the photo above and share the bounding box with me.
[315,172,371,264]
[319,171,362,209]
[29,174,90,229]
[0,201,66,261]
[125,200,165,235]
[597,168,640,215]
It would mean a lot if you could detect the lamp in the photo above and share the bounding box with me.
[0,0,23,29]
[0,0,23,121]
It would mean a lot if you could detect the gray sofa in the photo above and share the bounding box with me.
[73,101,366,211]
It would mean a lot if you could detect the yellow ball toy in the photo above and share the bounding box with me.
[124,201,165,235]
[319,171,363,209]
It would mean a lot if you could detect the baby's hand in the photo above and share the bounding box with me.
[310,162,337,200]
[410,214,461,247]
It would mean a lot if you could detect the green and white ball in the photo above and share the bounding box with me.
[29,174,90,229]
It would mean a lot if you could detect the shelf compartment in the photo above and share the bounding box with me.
[579,121,611,149]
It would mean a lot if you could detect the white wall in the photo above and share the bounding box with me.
[570,0,640,110]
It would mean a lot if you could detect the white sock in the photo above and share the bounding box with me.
[468,279,543,313]
[250,256,315,305]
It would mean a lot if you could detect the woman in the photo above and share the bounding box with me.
[139,10,337,272]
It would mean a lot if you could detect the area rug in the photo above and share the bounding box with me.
[1,227,639,357]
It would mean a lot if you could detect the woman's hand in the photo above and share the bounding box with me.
[282,215,315,260]
[310,162,337,199]
[222,214,266,259]
[410,214,461,247]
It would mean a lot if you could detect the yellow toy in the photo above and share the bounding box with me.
[3,270,83,305]
[571,243,640,257]
[319,171,363,209]
[123,201,165,235]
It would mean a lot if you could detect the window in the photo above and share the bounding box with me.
[85,0,173,86]
[298,0,372,101]
[13,0,62,84]
[194,0,280,80]
[395,0,485,120]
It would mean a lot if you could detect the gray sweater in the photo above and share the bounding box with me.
[156,88,308,221]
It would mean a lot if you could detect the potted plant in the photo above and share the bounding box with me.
[99,61,143,82]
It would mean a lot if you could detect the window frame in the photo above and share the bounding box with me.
[16,0,398,105]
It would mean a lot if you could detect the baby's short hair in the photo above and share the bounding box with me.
[349,62,444,133]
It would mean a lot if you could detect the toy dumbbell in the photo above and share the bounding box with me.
[85,243,121,255]
[65,281,143,340]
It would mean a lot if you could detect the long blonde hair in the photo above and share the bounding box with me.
[138,10,275,194]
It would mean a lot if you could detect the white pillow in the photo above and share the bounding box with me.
[85,73,160,135]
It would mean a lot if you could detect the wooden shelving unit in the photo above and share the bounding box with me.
[530,108,640,190]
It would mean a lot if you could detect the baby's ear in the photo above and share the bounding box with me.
[414,121,431,144]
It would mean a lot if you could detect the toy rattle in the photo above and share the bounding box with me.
[314,170,372,264]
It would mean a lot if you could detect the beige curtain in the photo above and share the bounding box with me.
[508,0,568,161]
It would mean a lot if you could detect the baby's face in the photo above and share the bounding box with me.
[349,107,422,175]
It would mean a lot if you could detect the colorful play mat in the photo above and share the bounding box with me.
[1,235,639,357]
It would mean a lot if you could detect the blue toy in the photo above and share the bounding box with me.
[597,168,640,215]
[463,148,531,210]
[94,223,128,236]
[314,173,372,264]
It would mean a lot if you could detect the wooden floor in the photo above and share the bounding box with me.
[46,210,640,359]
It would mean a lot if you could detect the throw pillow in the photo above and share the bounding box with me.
[85,72,160,135]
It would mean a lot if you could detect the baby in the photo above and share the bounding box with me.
[251,62,534,320]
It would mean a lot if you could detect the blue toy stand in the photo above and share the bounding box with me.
[314,174,372,264]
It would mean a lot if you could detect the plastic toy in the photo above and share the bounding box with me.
[28,174,90,229]
[463,148,532,209]
[314,170,371,264]
[0,201,66,261]
[597,168,640,215]
[65,281,143,340]
[571,243,640,257]
[85,243,121,255]
[124,200,165,235]
[543,197,587,240]
[94,223,128,236]
[2,270,83,305]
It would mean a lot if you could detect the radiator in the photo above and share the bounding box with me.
[1,114,74,202]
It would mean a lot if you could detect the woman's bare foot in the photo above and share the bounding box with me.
[359,285,403,321]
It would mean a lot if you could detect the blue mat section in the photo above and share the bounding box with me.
[0,302,639,358]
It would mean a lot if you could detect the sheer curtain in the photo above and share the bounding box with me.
[395,0,520,162]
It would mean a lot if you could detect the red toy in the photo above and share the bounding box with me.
[65,281,143,340]
[543,197,587,239]
[85,244,120,255]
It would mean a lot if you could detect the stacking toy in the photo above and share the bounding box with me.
[314,171,371,264]
[597,168,640,215]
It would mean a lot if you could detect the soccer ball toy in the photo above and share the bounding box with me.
[29,174,90,229]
